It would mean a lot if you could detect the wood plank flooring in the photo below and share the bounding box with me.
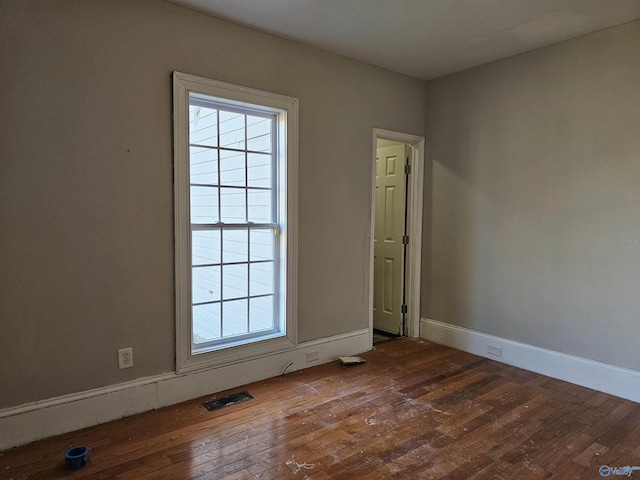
[2,338,639,479]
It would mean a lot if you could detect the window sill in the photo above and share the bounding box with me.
[177,333,297,374]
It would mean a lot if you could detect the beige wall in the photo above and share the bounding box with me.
[423,21,640,370]
[0,0,425,409]
[5,0,636,414]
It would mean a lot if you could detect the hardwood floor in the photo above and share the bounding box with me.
[2,338,639,479]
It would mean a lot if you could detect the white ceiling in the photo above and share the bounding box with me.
[169,0,640,80]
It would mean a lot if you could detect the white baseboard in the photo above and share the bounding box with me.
[420,318,640,403]
[0,329,370,451]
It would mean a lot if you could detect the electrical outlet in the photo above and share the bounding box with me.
[488,345,502,357]
[306,350,319,363]
[118,347,133,370]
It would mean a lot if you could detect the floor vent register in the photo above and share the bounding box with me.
[202,391,254,411]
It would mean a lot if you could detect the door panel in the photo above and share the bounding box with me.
[373,254,378,310]
[384,186,396,241]
[373,144,406,334]
[383,257,394,313]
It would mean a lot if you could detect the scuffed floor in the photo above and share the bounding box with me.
[2,338,639,479]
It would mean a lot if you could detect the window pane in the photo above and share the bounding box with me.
[190,147,218,185]
[247,153,271,188]
[220,187,246,223]
[250,262,273,296]
[191,186,219,224]
[250,229,274,262]
[193,303,221,343]
[223,229,247,263]
[219,149,245,187]
[219,111,245,150]
[247,116,272,153]
[189,105,218,147]
[248,189,272,223]
[222,264,248,300]
[192,230,221,266]
[192,266,221,303]
[250,296,274,332]
[223,299,248,337]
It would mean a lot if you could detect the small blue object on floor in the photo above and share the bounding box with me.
[65,446,89,469]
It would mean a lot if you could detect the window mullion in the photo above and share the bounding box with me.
[271,117,278,328]
[216,108,223,338]
[271,117,277,224]
[245,114,250,334]
[192,222,277,230]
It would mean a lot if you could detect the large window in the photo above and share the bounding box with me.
[173,72,298,372]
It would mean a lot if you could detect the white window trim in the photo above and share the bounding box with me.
[173,72,298,373]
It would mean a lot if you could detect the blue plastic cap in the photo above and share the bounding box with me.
[65,446,89,470]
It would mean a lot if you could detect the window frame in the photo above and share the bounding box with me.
[173,72,298,373]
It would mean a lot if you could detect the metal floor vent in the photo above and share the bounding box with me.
[202,391,254,412]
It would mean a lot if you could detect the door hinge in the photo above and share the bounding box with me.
[402,235,409,245]
[401,304,408,314]
[404,164,411,174]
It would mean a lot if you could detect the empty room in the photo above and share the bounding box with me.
[1,0,639,478]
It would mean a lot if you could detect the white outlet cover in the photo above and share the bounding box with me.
[306,350,320,362]
[488,345,503,357]
[118,347,133,369]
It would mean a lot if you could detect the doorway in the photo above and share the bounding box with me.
[370,129,424,346]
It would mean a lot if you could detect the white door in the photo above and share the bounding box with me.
[373,144,407,334]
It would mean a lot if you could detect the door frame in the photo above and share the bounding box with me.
[369,128,425,344]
